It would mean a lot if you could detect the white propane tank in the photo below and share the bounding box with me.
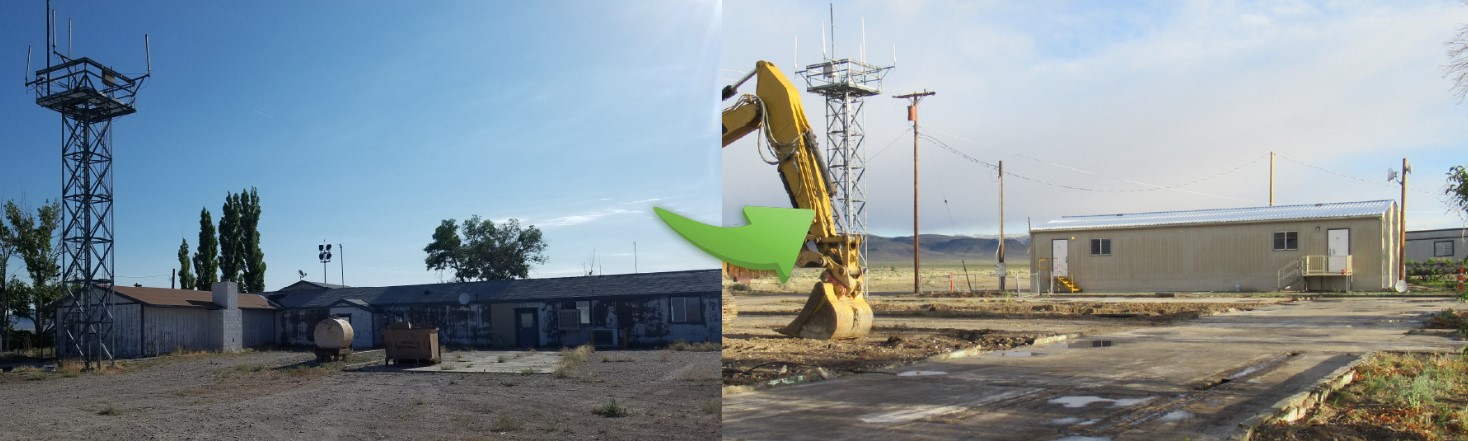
[314,317,355,350]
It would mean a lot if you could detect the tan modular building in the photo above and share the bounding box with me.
[1029,200,1401,293]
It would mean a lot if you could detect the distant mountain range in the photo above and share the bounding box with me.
[864,234,1031,264]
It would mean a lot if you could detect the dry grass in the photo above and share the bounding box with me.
[593,397,629,418]
[667,340,721,352]
[729,263,1034,294]
[556,344,595,378]
[490,415,524,432]
[1257,352,1468,440]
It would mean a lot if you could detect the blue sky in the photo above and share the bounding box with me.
[725,1,1468,238]
[1,1,721,291]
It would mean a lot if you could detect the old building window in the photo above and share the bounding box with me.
[1089,238,1111,256]
[558,301,592,330]
[1273,232,1298,251]
[670,297,702,323]
[1436,240,1456,257]
[577,301,591,325]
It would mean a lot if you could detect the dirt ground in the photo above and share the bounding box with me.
[0,348,720,440]
[723,291,1288,387]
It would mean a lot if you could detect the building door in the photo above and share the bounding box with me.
[514,308,538,349]
[1327,228,1349,273]
[1052,239,1070,277]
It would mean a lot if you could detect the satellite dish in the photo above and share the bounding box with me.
[457,292,470,305]
[1387,169,1397,182]
[1394,279,1408,293]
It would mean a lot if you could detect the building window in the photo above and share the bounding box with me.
[1273,232,1298,251]
[577,301,591,325]
[670,297,703,323]
[1436,240,1456,257]
[1089,238,1111,256]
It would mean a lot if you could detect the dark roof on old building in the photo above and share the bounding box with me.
[278,280,350,291]
[267,269,719,309]
[109,286,277,310]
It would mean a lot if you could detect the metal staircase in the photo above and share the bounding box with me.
[1276,259,1304,292]
[1056,276,1082,293]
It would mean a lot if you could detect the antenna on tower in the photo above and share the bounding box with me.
[861,17,867,62]
[25,0,151,371]
[145,34,151,76]
[799,5,894,272]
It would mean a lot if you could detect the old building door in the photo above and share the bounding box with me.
[515,308,538,349]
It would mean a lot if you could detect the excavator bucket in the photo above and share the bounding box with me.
[776,282,873,340]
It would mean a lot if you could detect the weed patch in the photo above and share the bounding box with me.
[593,398,628,418]
[490,415,524,432]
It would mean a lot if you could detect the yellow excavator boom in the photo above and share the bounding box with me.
[721,61,872,340]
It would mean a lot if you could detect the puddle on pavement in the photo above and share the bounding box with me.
[1050,417,1084,425]
[1048,395,1155,408]
[1052,436,1111,441]
[1068,340,1115,348]
[1158,410,1195,422]
[1000,351,1036,357]
[896,370,947,377]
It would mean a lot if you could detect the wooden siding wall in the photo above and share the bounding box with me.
[242,309,276,348]
[1030,216,1395,292]
[142,308,211,356]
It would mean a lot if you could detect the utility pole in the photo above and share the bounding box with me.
[998,160,1006,292]
[1269,151,1275,206]
[633,241,638,273]
[894,90,935,294]
[339,244,345,286]
[1398,158,1411,282]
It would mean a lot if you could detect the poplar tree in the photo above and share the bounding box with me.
[193,209,219,290]
[177,238,195,290]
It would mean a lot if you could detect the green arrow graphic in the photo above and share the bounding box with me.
[654,206,814,283]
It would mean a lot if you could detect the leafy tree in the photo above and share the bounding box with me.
[177,238,195,290]
[193,209,219,290]
[1448,165,1468,221]
[218,193,242,283]
[239,188,266,293]
[424,216,548,282]
[3,201,61,338]
[0,210,13,351]
[215,189,265,292]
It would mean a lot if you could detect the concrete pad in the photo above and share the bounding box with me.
[723,297,1468,441]
[366,351,560,374]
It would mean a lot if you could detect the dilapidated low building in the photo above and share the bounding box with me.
[56,283,277,358]
[54,270,719,358]
[269,269,720,349]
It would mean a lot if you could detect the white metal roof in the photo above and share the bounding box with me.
[1032,200,1394,232]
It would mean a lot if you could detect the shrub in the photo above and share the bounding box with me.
[491,415,523,432]
[593,398,628,418]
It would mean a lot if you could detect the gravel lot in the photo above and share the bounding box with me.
[0,349,720,440]
[724,292,1287,387]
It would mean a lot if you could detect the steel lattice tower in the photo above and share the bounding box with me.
[25,2,148,369]
[799,58,891,270]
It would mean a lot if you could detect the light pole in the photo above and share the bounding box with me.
[317,242,332,285]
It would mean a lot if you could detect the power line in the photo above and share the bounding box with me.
[924,128,1269,193]
[1275,153,1438,196]
[919,134,1262,203]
